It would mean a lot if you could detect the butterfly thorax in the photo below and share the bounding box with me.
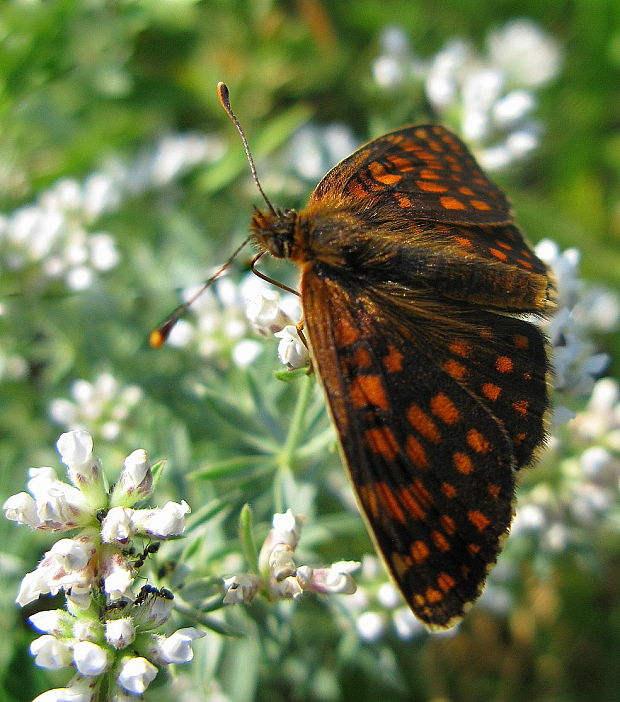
[253,201,376,270]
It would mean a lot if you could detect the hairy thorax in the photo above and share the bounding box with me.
[250,202,370,269]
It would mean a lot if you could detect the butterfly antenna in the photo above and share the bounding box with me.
[217,82,277,217]
[149,234,251,348]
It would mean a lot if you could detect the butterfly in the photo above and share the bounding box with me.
[155,85,555,630]
[249,108,556,628]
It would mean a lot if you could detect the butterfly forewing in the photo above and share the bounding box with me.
[311,124,512,225]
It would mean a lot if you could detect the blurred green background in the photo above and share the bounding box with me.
[1,1,619,701]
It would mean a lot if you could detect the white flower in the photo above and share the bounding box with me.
[155,627,205,664]
[272,509,304,546]
[268,543,297,580]
[275,325,309,369]
[392,606,425,640]
[102,552,134,601]
[131,500,190,538]
[271,576,304,600]
[487,18,562,87]
[56,431,107,505]
[109,448,153,507]
[100,507,135,544]
[117,656,158,694]
[21,466,91,530]
[49,375,143,443]
[105,618,136,649]
[52,537,93,571]
[73,641,110,676]
[30,635,73,670]
[3,492,39,527]
[246,288,293,336]
[29,610,72,636]
[356,611,386,643]
[16,535,97,606]
[32,683,96,702]
[297,561,359,595]
[222,574,262,604]
[259,509,305,575]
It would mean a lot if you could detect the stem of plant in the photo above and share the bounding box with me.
[274,372,315,511]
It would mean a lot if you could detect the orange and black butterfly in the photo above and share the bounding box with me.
[155,85,555,630]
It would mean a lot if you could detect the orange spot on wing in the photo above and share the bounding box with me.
[440,515,456,535]
[351,347,372,368]
[443,359,467,379]
[440,196,467,210]
[416,180,448,193]
[468,510,491,532]
[449,340,472,357]
[496,356,514,373]
[471,199,492,211]
[395,193,412,208]
[399,485,426,520]
[437,572,456,593]
[432,531,450,551]
[350,374,388,410]
[407,404,441,442]
[425,587,443,603]
[488,484,501,499]
[512,400,529,416]
[453,452,473,474]
[411,479,434,507]
[490,248,508,261]
[405,435,429,469]
[482,383,502,401]
[458,186,475,196]
[375,482,406,523]
[420,169,440,179]
[387,155,413,171]
[454,236,473,248]
[441,482,457,498]
[383,344,404,372]
[364,427,399,460]
[466,429,491,454]
[411,540,430,563]
[430,392,461,424]
[369,161,402,185]
[347,180,368,200]
[334,316,359,346]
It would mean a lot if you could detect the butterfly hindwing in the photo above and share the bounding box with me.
[299,270,538,628]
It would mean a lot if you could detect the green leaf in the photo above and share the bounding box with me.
[239,503,260,573]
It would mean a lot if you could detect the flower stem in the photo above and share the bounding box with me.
[274,372,315,511]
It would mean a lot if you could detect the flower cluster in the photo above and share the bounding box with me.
[536,240,617,404]
[0,132,223,291]
[4,431,201,701]
[223,509,359,605]
[167,273,308,370]
[49,373,143,441]
[245,286,308,370]
[373,19,563,170]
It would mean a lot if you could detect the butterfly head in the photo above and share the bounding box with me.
[250,207,298,259]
